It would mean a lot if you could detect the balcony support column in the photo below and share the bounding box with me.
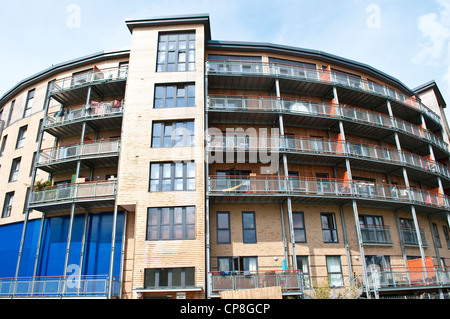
[339,205,353,281]
[63,203,77,294]
[118,210,128,299]
[78,208,89,282]
[410,205,428,272]
[394,210,408,266]
[108,204,119,299]
[428,214,443,267]
[32,213,46,278]
[352,200,371,298]
[280,202,289,266]
[276,79,297,270]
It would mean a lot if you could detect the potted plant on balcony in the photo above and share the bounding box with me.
[33,179,52,191]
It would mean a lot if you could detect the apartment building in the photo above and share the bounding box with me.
[0,14,450,299]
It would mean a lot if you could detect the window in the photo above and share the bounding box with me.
[217,257,258,272]
[7,100,15,126]
[217,212,230,244]
[432,223,442,248]
[157,32,196,72]
[9,157,21,182]
[152,121,194,148]
[154,83,195,108]
[208,55,262,74]
[16,125,27,149]
[296,256,311,288]
[242,212,256,243]
[293,212,306,243]
[144,267,195,289]
[359,215,388,244]
[326,256,343,287]
[29,152,36,176]
[0,135,7,156]
[2,192,14,218]
[23,187,30,214]
[36,119,43,142]
[147,206,195,240]
[23,89,35,118]
[149,162,195,192]
[443,226,450,249]
[269,57,318,79]
[321,213,338,243]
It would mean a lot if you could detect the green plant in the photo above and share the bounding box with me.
[33,179,52,191]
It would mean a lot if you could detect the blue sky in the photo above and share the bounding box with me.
[1,0,450,120]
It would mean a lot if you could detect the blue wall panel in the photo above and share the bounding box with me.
[0,212,124,279]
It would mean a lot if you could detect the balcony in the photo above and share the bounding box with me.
[208,176,449,212]
[50,66,128,106]
[360,224,393,245]
[367,266,450,293]
[0,275,120,299]
[206,61,441,129]
[36,139,120,174]
[207,96,449,158]
[43,101,123,138]
[209,270,303,297]
[207,134,450,186]
[29,180,117,213]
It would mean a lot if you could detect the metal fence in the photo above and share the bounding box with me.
[207,60,441,125]
[208,176,449,209]
[208,95,449,155]
[0,275,120,298]
[37,139,120,165]
[209,270,303,293]
[50,66,128,94]
[30,180,117,205]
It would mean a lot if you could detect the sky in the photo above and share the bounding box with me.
[1,0,450,120]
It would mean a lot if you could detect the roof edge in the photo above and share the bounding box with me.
[0,49,130,108]
[125,13,211,40]
[414,80,446,108]
[206,40,416,97]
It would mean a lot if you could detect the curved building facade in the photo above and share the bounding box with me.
[0,14,450,299]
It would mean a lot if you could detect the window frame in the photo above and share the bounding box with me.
[242,211,257,244]
[293,212,307,243]
[152,120,195,148]
[16,125,27,149]
[149,161,195,192]
[144,267,195,289]
[9,157,21,182]
[216,212,231,244]
[146,206,195,240]
[1,192,14,218]
[321,212,338,243]
[154,83,195,108]
[156,32,196,72]
[326,255,344,288]
[23,89,35,118]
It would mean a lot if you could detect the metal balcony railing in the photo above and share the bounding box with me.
[208,176,449,209]
[400,227,429,247]
[368,266,450,291]
[37,139,120,166]
[209,270,303,294]
[50,66,128,95]
[208,96,449,155]
[360,224,393,245]
[206,61,441,125]
[0,275,120,298]
[206,134,450,181]
[30,180,117,206]
[44,101,124,129]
